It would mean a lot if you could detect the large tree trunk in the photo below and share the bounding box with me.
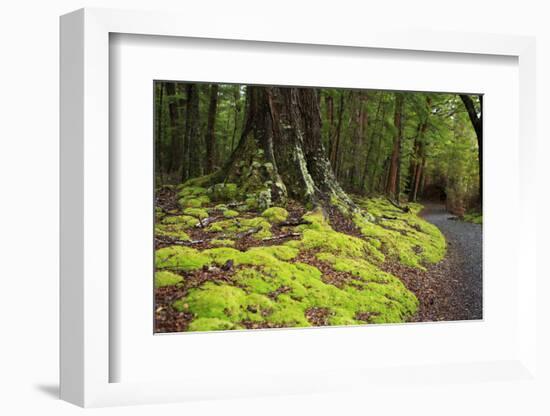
[205,84,219,173]
[216,86,355,211]
[459,94,482,205]
[386,93,404,200]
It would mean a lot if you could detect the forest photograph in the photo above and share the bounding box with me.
[153,82,482,333]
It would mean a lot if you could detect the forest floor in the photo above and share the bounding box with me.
[154,183,481,332]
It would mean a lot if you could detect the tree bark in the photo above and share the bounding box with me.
[459,94,483,205]
[205,84,219,173]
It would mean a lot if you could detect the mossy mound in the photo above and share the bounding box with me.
[207,217,272,239]
[170,244,417,330]
[352,198,446,269]
[155,271,183,288]
[262,207,288,223]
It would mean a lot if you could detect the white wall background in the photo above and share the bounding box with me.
[0,1,548,415]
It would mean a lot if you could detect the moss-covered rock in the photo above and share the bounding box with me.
[210,238,235,247]
[155,246,210,271]
[352,197,446,269]
[162,215,198,227]
[155,271,183,288]
[155,224,191,241]
[262,207,289,223]
[223,209,239,218]
[183,207,209,220]
[209,183,238,202]
[207,217,272,239]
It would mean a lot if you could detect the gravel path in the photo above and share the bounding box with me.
[384,203,483,322]
[418,203,483,321]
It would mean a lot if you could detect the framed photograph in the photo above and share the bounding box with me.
[60,8,538,407]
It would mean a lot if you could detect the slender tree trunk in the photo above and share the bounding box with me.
[361,93,382,191]
[165,82,182,177]
[329,92,345,176]
[205,84,219,173]
[230,85,241,152]
[386,93,404,199]
[351,92,367,192]
[460,94,483,205]
[155,83,164,181]
[182,84,200,181]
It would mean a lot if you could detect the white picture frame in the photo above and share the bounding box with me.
[60,7,538,407]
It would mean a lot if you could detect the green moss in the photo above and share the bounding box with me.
[172,237,418,331]
[183,207,209,220]
[261,207,289,223]
[162,215,198,227]
[352,198,446,269]
[206,216,272,239]
[177,186,207,198]
[210,239,235,247]
[209,183,238,202]
[223,209,240,218]
[178,195,210,208]
[463,212,482,224]
[155,271,183,288]
[155,246,210,271]
[158,196,451,332]
[155,224,190,240]
[187,318,238,332]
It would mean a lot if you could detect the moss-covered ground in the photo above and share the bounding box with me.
[154,183,447,332]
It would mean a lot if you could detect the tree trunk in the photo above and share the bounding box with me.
[369,97,388,193]
[230,85,241,152]
[205,84,219,173]
[183,84,200,181]
[329,92,345,176]
[386,93,404,200]
[216,86,355,211]
[361,92,383,192]
[155,83,164,181]
[165,82,183,177]
[459,94,482,205]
